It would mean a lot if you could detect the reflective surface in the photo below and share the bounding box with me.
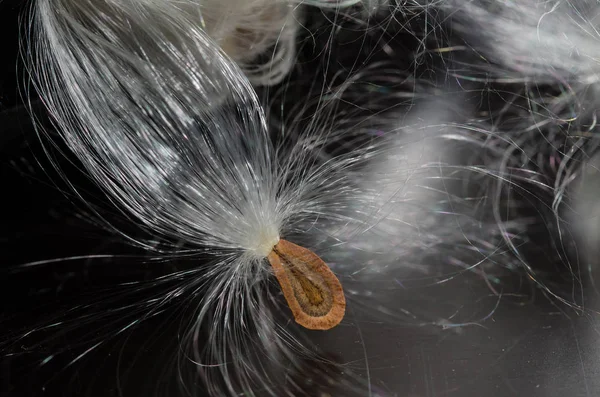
[3,1,600,396]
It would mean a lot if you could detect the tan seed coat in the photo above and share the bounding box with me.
[268,239,345,330]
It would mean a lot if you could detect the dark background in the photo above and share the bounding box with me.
[2,1,600,396]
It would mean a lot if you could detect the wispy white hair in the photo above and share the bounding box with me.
[447,0,600,81]
[171,0,378,85]
[27,0,402,395]
[184,0,301,85]
[18,0,600,395]
[422,0,600,306]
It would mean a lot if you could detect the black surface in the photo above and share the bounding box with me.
[2,2,600,397]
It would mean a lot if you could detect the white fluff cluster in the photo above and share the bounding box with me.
[13,0,600,395]
[28,0,398,395]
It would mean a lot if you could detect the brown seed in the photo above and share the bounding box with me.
[267,239,345,330]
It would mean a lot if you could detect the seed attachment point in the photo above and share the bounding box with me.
[268,239,345,330]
